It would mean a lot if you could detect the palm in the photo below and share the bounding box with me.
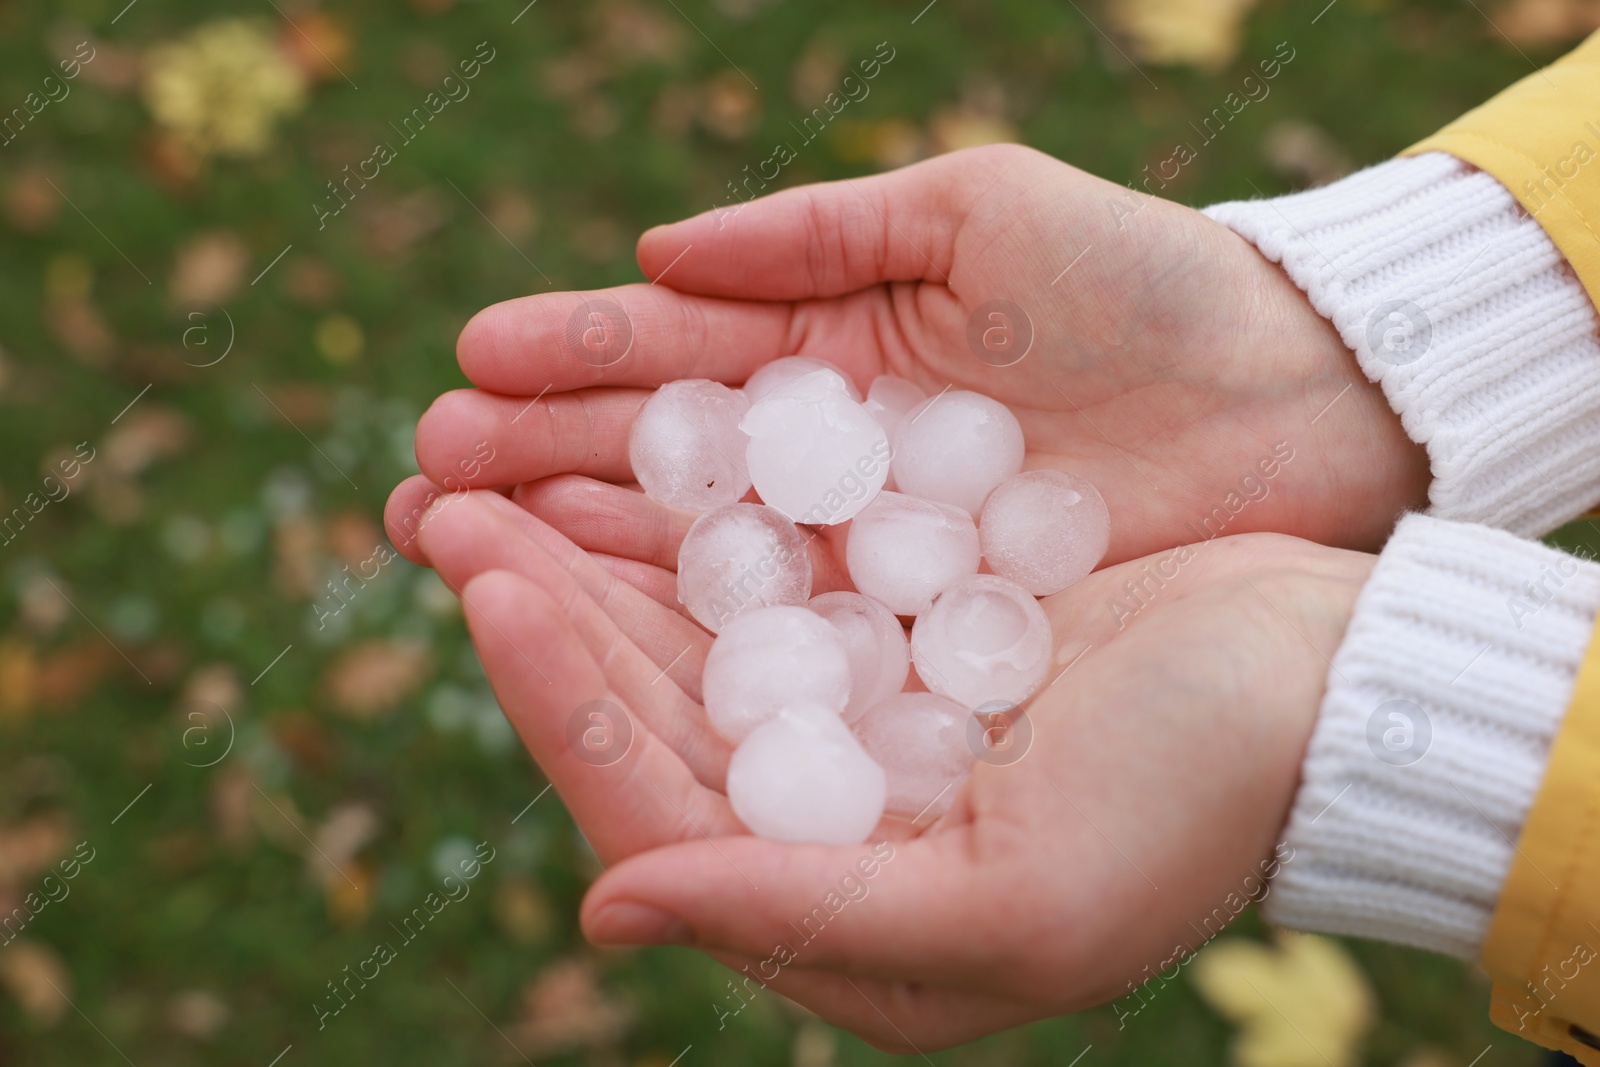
[385,484,1371,1050]
[409,144,1426,570]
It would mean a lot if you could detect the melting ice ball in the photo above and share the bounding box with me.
[809,591,910,723]
[911,575,1052,710]
[980,470,1110,596]
[892,390,1025,516]
[845,491,980,617]
[727,712,886,844]
[628,379,752,512]
[677,503,812,633]
[701,605,852,743]
[741,371,889,525]
[852,692,975,820]
[743,356,861,404]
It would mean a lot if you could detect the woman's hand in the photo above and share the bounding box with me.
[399,142,1428,574]
[390,482,1373,1052]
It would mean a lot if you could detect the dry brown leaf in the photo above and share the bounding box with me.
[45,299,115,365]
[0,940,70,1026]
[273,515,324,600]
[325,860,373,927]
[0,641,38,720]
[321,639,434,719]
[274,713,336,773]
[280,12,353,83]
[309,801,379,889]
[17,573,70,638]
[790,36,844,107]
[327,510,384,568]
[0,814,71,888]
[486,189,540,244]
[169,231,249,306]
[180,663,242,715]
[929,106,1018,155]
[1497,0,1600,43]
[259,382,333,426]
[5,167,60,233]
[1108,0,1263,70]
[494,878,556,945]
[507,958,633,1058]
[210,764,254,849]
[283,256,344,308]
[168,988,230,1040]
[103,407,190,478]
[67,37,143,92]
[596,1,687,66]
[359,189,450,260]
[1190,931,1374,1067]
[541,54,612,101]
[793,1020,840,1067]
[34,641,117,709]
[698,70,760,141]
[1262,120,1353,189]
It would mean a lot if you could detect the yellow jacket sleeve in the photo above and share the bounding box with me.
[1401,32,1600,1064]
[1405,31,1600,301]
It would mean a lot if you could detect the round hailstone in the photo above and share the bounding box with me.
[911,575,1052,710]
[727,712,886,844]
[892,390,1025,516]
[701,605,852,743]
[743,356,862,404]
[862,375,927,439]
[677,503,812,633]
[852,692,975,820]
[845,491,980,617]
[741,371,889,525]
[980,470,1110,595]
[808,591,909,723]
[628,379,752,512]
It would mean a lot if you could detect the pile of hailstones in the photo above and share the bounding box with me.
[628,358,1109,845]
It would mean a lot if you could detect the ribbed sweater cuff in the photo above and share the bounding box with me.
[1266,514,1600,959]
[1205,152,1600,536]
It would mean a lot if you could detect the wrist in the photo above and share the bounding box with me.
[1266,514,1600,959]
[1208,152,1600,536]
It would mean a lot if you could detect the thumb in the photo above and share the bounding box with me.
[579,830,1024,991]
[636,144,1050,300]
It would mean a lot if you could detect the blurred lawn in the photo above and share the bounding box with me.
[0,0,1579,1062]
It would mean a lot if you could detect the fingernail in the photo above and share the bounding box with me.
[590,902,692,946]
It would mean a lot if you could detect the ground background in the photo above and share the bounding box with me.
[0,0,1590,1063]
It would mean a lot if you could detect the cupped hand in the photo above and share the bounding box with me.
[389,479,1374,1052]
[401,142,1429,574]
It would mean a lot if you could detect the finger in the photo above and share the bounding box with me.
[474,490,712,699]
[514,475,696,571]
[590,553,683,615]
[385,475,452,565]
[635,145,1048,301]
[701,950,1047,1054]
[413,387,647,491]
[512,475,855,597]
[418,494,727,784]
[581,831,1026,989]
[456,284,793,396]
[460,569,741,863]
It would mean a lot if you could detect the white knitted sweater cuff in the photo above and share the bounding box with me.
[1266,514,1600,959]
[1205,153,1600,536]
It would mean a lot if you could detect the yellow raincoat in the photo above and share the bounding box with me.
[1404,32,1600,1061]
